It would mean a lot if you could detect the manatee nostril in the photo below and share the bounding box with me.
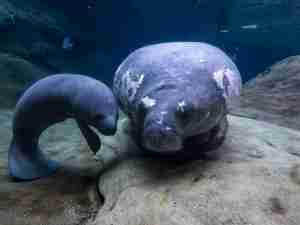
[143,126,183,152]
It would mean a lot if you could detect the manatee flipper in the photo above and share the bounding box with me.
[76,119,101,154]
[8,139,59,180]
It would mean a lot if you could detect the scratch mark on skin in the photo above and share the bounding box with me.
[138,73,145,84]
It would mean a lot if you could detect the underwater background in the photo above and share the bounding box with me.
[1,1,300,225]
[0,0,299,107]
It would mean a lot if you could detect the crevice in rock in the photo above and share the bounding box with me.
[95,183,105,207]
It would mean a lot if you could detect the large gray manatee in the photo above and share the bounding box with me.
[113,42,242,155]
[8,74,119,180]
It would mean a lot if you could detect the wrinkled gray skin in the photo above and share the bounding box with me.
[114,42,241,154]
[8,74,119,180]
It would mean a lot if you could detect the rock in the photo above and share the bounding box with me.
[0,109,103,225]
[91,115,300,225]
[231,55,300,130]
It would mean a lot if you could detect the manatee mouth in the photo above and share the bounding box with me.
[143,127,183,152]
[95,116,117,135]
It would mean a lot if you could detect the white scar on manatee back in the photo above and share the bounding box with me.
[177,101,186,112]
[213,67,242,110]
[141,96,156,108]
[121,70,145,103]
[213,67,241,98]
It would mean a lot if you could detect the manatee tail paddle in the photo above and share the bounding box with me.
[8,138,59,180]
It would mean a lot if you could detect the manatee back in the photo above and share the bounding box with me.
[13,74,110,135]
[13,75,71,134]
[113,42,242,115]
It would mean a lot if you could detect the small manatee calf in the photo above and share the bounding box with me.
[8,74,118,180]
[113,42,242,156]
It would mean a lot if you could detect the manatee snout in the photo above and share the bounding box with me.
[141,98,213,152]
[143,114,183,152]
[143,127,183,152]
[95,115,118,135]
